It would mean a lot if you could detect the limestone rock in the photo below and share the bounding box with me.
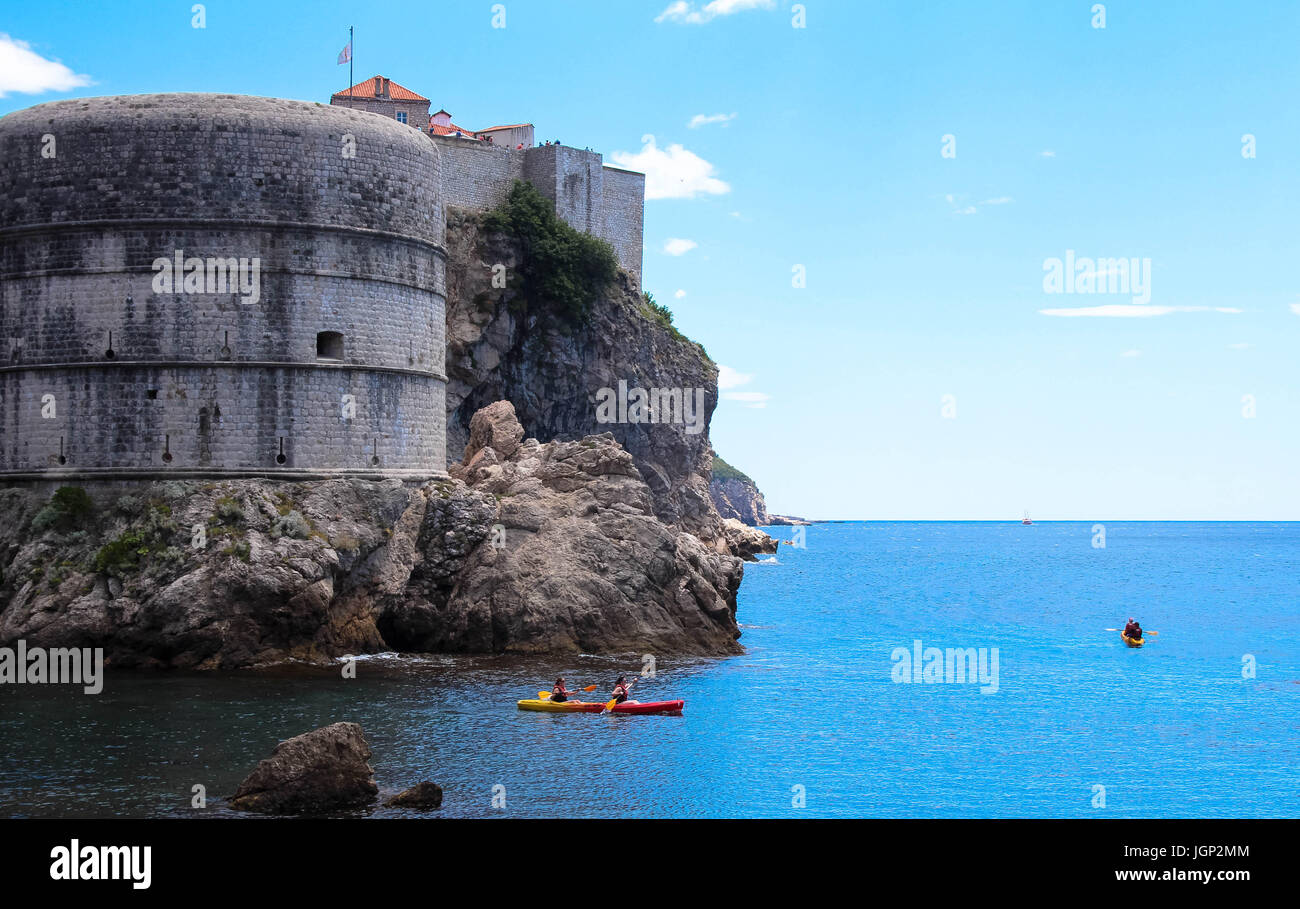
[709,457,771,527]
[766,514,812,526]
[382,401,744,655]
[0,406,749,664]
[463,399,525,463]
[0,480,409,668]
[384,781,444,810]
[722,519,779,560]
[443,210,724,544]
[229,723,378,814]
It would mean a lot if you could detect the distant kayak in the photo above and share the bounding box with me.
[1121,632,1144,648]
[517,699,685,716]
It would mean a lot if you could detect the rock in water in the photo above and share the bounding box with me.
[721,519,779,559]
[385,781,444,810]
[229,723,378,814]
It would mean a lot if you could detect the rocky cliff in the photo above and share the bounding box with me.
[0,404,743,668]
[709,456,770,526]
[443,207,725,546]
[0,186,778,667]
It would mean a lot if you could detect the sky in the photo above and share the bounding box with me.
[2,0,1298,519]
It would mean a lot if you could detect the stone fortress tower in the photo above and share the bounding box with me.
[0,94,449,481]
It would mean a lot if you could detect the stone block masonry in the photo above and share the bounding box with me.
[0,94,448,481]
[0,92,646,483]
[436,138,645,289]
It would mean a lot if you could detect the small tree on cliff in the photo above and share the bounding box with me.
[482,180,619,326]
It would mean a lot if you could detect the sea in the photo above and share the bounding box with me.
[1,522,1296,818]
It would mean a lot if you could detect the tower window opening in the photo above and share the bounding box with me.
[316,331,344,360]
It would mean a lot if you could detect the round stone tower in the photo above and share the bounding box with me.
[0,93,447,480]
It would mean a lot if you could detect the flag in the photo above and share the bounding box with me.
[337,41,351,65]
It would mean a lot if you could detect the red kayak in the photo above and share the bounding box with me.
[517,698,684,716]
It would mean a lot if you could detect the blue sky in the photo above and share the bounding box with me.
[3,0,1298,519]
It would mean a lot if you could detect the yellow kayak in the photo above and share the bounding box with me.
[1121,632,1144,648]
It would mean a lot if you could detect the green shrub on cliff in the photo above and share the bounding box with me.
[32,486,96,533]
[641,292,711,361]
[212,496,246,525]
[93,529,152,575]
[481,180,618,326]
[93,504,179,577]
[270,510,311,540]
[711,455,753,485]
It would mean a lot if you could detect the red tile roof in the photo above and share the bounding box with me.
[331,76,429,103]
[430,122,479,139]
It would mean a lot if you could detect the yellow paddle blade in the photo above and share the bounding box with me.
[604,698,618,712]
[538,691,551,699]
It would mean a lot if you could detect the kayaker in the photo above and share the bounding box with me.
[609,675,633,705]
[550,677,572,703]
[1124,618,1143,640]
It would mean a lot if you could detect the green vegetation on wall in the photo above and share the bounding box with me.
[31,486,96,533]
[481,180,619,326]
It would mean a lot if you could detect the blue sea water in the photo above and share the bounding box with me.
[1,522,1297,818]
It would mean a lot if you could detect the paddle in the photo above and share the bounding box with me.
[538,685,597,699]
[603,678,636,713]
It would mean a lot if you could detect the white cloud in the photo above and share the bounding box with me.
[717,365,752,389]
[1228,342,1250,349]
[717,366,768,406]
[689,112,736,128]
[663,238,698,256]
[945,193,1008,216]
[1290,303,1300,315]
[723,391,771,409]
[0,34,92,97]
[610,135,730,200]
[1040,150,1056,158]
[656,0,775,25]
[1120,349,1141,357]
[674,289,687,299]
[1039,305,1241,318]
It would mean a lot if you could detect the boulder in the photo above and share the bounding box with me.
[384,781,444,810]
[722,519,779,560]
[229,722,378,814]
[382,401,745,655]
[463,399,525,464]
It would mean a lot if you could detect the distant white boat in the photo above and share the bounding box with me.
[1022,510,1033,525]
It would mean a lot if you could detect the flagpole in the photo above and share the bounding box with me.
[349,26,354,108]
